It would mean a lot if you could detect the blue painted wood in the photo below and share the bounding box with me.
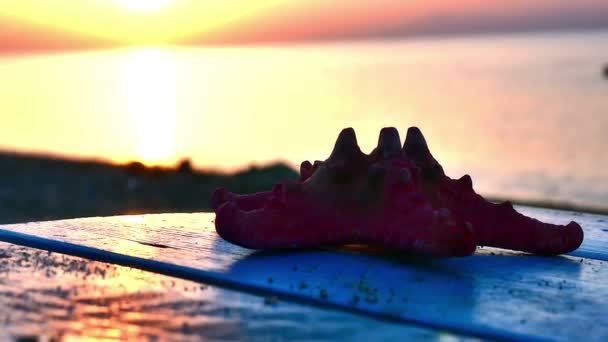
[0,228,535,342]
[1,242,453,341]
[1,207,607,342]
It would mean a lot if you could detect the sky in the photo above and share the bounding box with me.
[1,0,608,51]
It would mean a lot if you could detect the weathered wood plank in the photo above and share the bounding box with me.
[1,207,607,341]
[0,242,461,341]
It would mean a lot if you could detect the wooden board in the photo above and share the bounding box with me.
[1,206,607,341]
[1,242,453,341]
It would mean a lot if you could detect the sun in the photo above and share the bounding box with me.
[120,0,170,12]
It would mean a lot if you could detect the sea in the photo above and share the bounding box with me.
[1,30,607,209]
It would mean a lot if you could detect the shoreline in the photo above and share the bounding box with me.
[0,151,298,224]
[0,151,605,224]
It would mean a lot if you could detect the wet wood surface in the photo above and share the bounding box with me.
[0,205,607,341]
[0,242,461,341]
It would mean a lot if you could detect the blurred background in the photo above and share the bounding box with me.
[1,0,607,223]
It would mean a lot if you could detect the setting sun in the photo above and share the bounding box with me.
[0,0,286,44]
[120,0,170,12]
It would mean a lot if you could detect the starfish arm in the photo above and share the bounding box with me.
[214,199,351,250]
[439,176,584,255]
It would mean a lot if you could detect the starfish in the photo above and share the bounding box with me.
[212,127,584,257]
[400,127,583,255]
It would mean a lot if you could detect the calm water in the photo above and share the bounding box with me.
[1,31,607,208]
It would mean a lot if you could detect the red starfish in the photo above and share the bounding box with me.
[401,127,583,255]
[212,127,583,257]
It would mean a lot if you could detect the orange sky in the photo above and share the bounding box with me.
[1,0,608,51]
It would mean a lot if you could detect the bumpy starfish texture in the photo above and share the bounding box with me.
[212,127,584,256]
[402,127,584,255]
[213,127,477,257]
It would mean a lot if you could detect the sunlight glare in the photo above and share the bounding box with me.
[119,0,170,12]
[122,48,178,165]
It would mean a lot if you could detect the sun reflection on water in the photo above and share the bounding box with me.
[122,48,177,165]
